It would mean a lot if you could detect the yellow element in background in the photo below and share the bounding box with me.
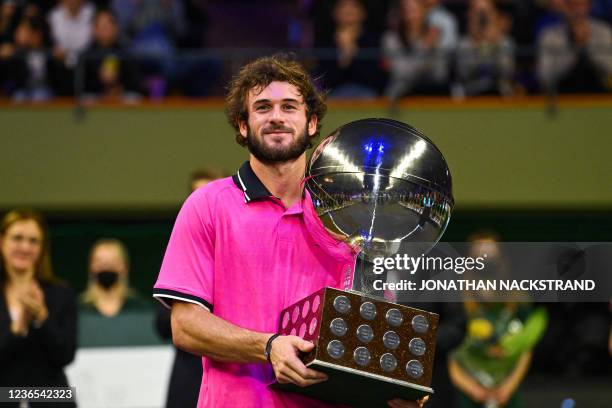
[468,318,494,340]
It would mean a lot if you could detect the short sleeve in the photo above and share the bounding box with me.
[153,190,215,312]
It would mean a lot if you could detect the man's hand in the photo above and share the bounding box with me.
[269,335,328,387]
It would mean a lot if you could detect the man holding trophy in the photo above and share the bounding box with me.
[153,54,451,408]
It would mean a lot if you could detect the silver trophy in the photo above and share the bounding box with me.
[307,118,454,294]
[271,118,454,407]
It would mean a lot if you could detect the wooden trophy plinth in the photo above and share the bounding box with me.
[269,287,438,407]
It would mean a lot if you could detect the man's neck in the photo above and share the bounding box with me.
[250,154,306,208]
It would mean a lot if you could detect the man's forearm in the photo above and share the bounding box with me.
[171,301,272,363]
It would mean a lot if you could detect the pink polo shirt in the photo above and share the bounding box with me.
[154,162,358,408]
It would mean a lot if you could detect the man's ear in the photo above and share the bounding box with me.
[308,115,318,137]
[238,121,248,139]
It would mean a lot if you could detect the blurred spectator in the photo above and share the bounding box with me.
[454,0,515,97]
[315,0,382,98]
[448,234,548,408]
[82,9,139,101]
[111,0,186,98]
[112,0,218,99]
[48,0,95,95]
[534,0,569,37]
[79,238,157,348]
[382,0,449,100]
[423,0,459,50]
[49,0,95,67]
[0,0,19,46]
[0,209,77,403]
[189,166,226,191]
[111,0,185,53]
[288,0,315,48]
[311,0,393,48]
[0,0,54,61]
[449,303,548,408]
[80,238,148,317]
[1,1,60,77]
[1,17,54,102]
[155,167,225,408]
[537,0,612,93]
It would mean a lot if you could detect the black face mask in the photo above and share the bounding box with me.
[95,270,119,289]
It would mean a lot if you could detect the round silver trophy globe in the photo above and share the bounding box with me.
[306,118,454,262]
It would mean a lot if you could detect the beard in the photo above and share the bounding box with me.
[246,124,310,164]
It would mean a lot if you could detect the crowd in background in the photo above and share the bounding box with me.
[0,0,611,102]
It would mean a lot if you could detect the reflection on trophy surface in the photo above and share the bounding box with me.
[271,118,454,407]
[308,118,454,295]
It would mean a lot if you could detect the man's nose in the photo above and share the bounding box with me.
[269,105,284,122]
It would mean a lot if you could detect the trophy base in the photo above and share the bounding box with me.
[270,359,433,407]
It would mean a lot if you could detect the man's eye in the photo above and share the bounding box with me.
[255,105,270,111]
[283,105,297,110]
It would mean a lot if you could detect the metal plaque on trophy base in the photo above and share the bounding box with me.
[269,287,439,407]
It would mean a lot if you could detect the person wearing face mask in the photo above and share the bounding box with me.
[78,238,152,346]
[0,209,77,407]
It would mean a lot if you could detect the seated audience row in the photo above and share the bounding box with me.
[321,0,611,99]
[0,0,610,100]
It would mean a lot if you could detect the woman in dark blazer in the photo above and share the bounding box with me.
[0,209,77,407]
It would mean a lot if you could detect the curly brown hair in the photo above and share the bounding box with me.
[225,54,327,147]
